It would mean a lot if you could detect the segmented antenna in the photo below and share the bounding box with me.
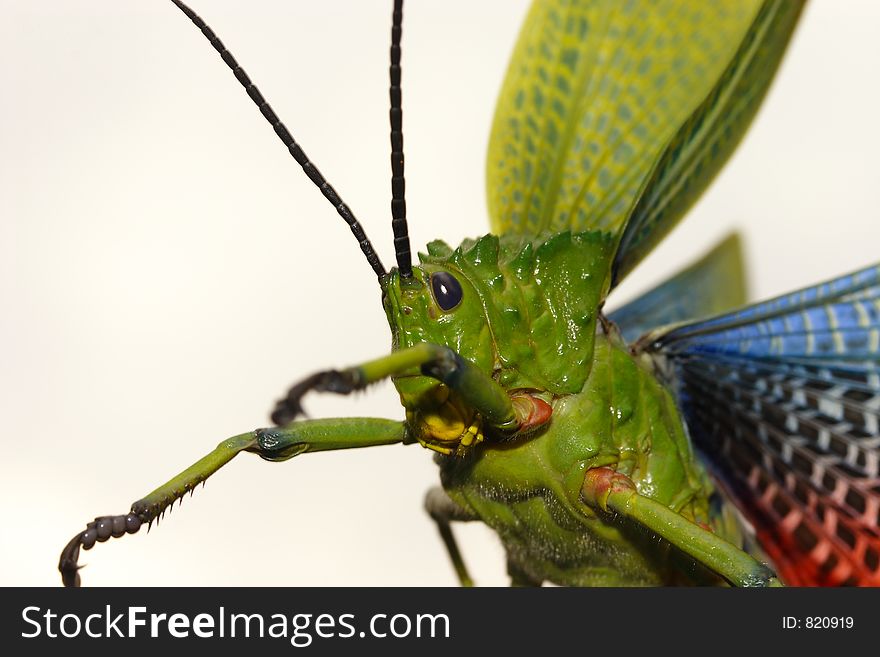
[170,0,387,280]
[389,0,413,278]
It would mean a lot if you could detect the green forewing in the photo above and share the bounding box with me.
[612,0,805,283]
[487,0,803,286]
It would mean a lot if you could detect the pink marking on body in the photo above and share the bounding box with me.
[584,467,615,497]
[582,467,636,511]
[510,391,553,433]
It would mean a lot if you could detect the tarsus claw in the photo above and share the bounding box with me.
[59,531,84,588]
[58,513,143,587]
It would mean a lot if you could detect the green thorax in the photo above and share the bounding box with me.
[386,230,615,396]
[439,333,736,586]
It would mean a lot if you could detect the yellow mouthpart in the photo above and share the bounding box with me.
[398,380,484,456]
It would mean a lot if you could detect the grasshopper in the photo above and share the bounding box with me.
[48,0,880,586]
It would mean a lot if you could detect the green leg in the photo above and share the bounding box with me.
[271,343,519,432]
[423,487,478,587]
[59,418,406,587]
[580,467,783,587]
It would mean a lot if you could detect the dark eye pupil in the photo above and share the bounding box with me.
[430,272,463,311]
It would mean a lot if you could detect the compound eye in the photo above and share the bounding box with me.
[430,271,463,312]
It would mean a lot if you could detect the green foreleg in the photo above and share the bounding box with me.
[271,343,518,432]
[59,418,407,587]
[251,417,407,460]
[581,467,783,587]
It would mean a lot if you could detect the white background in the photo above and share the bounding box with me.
[1,0,878,586]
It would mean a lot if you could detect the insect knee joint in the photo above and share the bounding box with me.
[254,427,308,461]
[581,466,636,513]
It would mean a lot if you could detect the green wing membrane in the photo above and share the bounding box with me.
[487,0,804,285]
[612,0,805,283]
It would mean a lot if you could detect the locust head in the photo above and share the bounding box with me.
[379,231,611,454]
[382,254,497,454]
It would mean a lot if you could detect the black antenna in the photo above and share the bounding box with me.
[170,0,387,280]
[389,0,413,278]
